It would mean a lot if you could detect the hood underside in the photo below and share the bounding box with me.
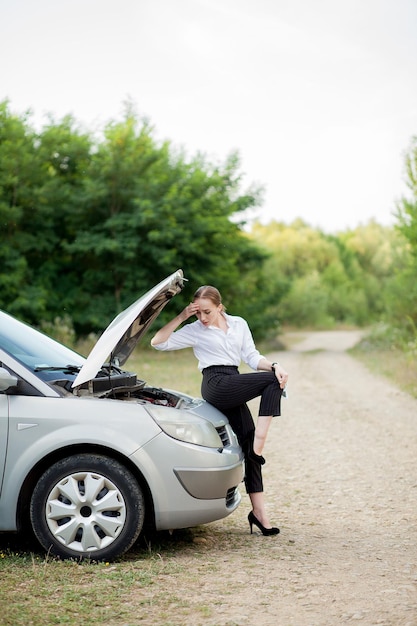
[72,269,185,388]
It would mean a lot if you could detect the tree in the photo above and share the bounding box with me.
[396,136,417,255]
[249,219,398,327]
[1,102,272,338]
[54,108,270,336]
[0,100,47,319]
[389,136,417,331]
[28,115,92,320]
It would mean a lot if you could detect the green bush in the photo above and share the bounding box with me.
[278,272,334,328]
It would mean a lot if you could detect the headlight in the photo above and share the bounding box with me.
[146,406,222,448]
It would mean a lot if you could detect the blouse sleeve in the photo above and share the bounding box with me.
[240,318,264,370]
[152,323,197,351]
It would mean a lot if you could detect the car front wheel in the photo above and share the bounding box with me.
[30,454,145,561]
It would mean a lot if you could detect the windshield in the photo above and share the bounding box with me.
[0,312,85,381]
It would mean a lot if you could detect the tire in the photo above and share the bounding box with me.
[30,454,145,561]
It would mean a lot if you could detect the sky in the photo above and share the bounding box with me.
[1,0,417,233]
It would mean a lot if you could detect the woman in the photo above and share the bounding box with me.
[151,285,288,536]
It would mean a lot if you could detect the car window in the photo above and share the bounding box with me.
[0,313,85,373]
[0,363,42,397]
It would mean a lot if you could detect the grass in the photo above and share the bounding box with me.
[0,526,230,626]
[351,335,417,398]
[0,523,259,626]
[128,347,202,397]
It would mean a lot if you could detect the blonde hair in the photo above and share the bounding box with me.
[193,285,226,311]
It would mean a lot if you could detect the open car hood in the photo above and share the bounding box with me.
[72,269,185,388]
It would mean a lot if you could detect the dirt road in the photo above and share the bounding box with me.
[250,330,417,626]
[136,330,417,626]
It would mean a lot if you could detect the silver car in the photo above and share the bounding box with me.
[0,270,243,560]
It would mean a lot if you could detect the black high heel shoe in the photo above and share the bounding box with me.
[248,511,280,536]
[245,431,266,465]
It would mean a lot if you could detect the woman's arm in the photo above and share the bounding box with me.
[257,357,289,389]
[151,302,199,346]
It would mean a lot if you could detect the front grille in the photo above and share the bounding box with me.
[216,425,230,448]
[226,487,239,508]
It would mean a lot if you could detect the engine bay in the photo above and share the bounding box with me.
[108,384,184,408]
[53,365,200,410]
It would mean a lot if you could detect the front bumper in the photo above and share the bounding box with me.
[134,433,244,530]
[174,463,243,500]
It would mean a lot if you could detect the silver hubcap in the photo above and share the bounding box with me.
[45,471,126,553]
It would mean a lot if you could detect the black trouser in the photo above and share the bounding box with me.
[201,365,282,493]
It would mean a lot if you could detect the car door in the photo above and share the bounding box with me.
[0,394,8,493]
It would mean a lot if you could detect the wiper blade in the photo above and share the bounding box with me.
[34,364,82,373]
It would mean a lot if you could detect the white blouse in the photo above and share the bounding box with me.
[153,313,264,372]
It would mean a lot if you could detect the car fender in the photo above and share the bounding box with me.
[0,395,161,530]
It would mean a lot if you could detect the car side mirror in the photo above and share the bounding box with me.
[0,366,18,392]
